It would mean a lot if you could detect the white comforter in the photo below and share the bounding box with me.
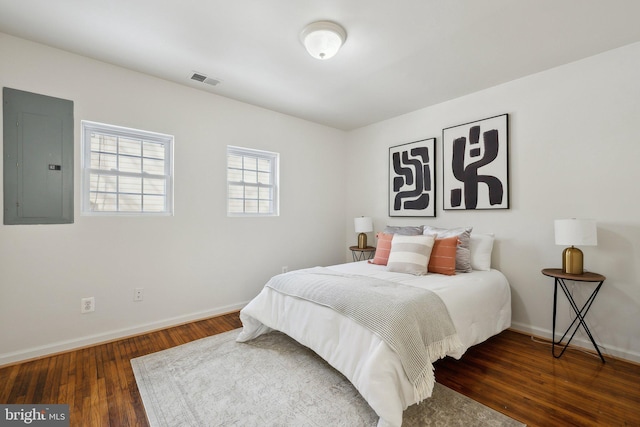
[237,261,511,427]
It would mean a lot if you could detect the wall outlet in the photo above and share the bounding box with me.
[134,288,144,302]
[81,297,95,313]
[281,266,288,274]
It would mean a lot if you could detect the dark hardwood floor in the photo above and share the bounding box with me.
[435,330,640,426]
[1,312,639,426]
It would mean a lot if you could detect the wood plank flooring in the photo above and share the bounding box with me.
[434,330,640,426]
[1,312,639,426]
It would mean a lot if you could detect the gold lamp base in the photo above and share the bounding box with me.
[357,232,368,249]
[562,246,584,274]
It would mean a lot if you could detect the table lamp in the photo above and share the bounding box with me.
[354,217,373,249]
[554,219,597,274]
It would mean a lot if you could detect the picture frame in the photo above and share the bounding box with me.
[442,114,509,210]
[389,138,436,217]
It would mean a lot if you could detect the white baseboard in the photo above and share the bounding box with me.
[0,302,248,367]
[510,321,640,364]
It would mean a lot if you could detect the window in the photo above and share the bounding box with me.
[81,121,174,215]
[227,146,279,216]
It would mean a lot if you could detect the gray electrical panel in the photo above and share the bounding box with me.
[3,87,74,224]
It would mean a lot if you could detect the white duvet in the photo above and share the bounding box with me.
[237,261,511,427]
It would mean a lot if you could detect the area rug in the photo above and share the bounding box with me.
[132,329,525,426]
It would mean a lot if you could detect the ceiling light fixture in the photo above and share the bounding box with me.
[300,21,347,60]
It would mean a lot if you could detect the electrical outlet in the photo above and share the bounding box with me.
[134,288,144,302]
[281,266,288,274]
[81,297,95,313]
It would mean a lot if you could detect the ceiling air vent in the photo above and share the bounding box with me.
[190,72,207,82]
[190,72,220,86]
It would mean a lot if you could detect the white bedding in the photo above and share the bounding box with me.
[237,261,511,427]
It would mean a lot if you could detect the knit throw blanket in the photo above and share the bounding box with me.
[265,267,462,402]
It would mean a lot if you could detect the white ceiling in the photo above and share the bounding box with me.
[2,0,640,130]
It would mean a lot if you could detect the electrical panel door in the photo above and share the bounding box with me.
[3,87,74,224]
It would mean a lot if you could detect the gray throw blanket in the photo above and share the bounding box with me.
[264,267,462,401]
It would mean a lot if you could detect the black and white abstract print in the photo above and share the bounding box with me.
[442,114,509,210]
[389,138,436,217]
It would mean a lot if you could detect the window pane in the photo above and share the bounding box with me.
[119,194,142,212]
[91,152,117,170]
[228,154,243,169]
[259,187,272,200]
[258,158,271,172]
[228,184,244,199]
[259,200,272,213]
[244,170,257,183]
[119,176,142,194]
[143,158,165,175]
[257,171,271,185]
[228,168,242,182]
[89,192,117,212]
[119,138,141,156]
[245,199,258,213]
[245,186,258,200]
[91,134,117,154]
[144,178,165,195]
[143,141,165,160]
[228,199,244,213]
[144,195,165,212]
[119,155,142,173]
[244,156,257,171]
[90,174,117,193]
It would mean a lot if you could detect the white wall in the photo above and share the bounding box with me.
[0,33,347,365]
[344,42,640,362]
[2,31,639,366]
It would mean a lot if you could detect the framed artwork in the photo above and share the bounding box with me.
[389,138,436,217]
[442,114,509,210]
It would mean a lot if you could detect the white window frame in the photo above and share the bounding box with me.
[81,121,174,216]
[227,146,279,217]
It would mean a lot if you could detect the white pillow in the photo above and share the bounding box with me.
[387,234,436,276]
[470,233,495,271]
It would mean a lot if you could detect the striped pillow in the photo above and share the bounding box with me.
[387,234,435,276]
[423,226,473,272]
[428,236,459,275]
[369,232,393,265]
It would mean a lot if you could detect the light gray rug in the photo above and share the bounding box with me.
[132,329,525,427]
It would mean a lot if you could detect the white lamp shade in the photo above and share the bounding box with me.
[354,217,373,233]
[300,21,346,60]
[554,219,597,246]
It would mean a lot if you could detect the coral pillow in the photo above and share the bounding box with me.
[423,226,473,272]
[428,236,459,276]
[369,232,393,265]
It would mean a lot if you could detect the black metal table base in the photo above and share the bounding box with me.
[552,277,605,363]
[352,250,374,262]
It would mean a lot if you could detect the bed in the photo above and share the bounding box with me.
[237,228,511,427]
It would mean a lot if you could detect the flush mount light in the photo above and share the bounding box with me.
[300,21,347,60]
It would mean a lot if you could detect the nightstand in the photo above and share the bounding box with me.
[349,246,376,262]
[541,268,606,363]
